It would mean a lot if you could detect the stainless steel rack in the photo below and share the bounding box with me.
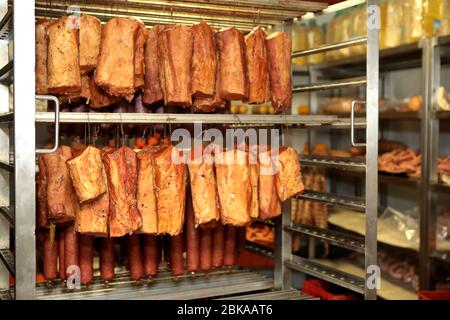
[420,35,450,289]
[4,0,381,300]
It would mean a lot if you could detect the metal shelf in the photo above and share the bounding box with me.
[430,251,450,264]
[35,111,367,128]
[300,155,366,171]
[378,173,420,187]
[216,289,316,300]
[0,7,12,41]
[293,37,367,58]
[285,222,365,254]
[296,190,366,212]
[430,183,450,194]
[0,160,13,172]
[0,248,14,276]
[253,219,275,227]
[35,0,326,32]
[0,289,12,300]
[379,111,421,120]
[0,60,13,86]
[285,255,365,295]
[33,268,274,300]
[0,206,13,226]
[436,111,450,120]
[310,41,422,73]
[293,77,366,93]
[0,112,13,122]
[245,241,274,259]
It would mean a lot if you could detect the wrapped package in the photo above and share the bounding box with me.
[381,0,403,49]
[215,149,251,226]
[349,7,366,56]
[143,26,164,105]
[307,26,326,63]
[158,24,193,106]
[136,147,158,234]
[43,146,78,224]
[217,27,248,101]
[79,14,102,75]
[403,0,425,44]
[47,16,81,94]
[75,193,109,237]
[266,32,292,112]
[153,145,186,236]
[422,0,441,38]
[191,22,217,98]
[441,0,450,36]
[37,155,48,228]
[134,21,147,89]
[245,27,270,104]
[188,147,220,227]
[274,146,304,201]
[36,19,51,95]
[66,145,107,203]
[337,13,351,58]
[102,146,142,237]
[258,146,281,220]
[292,23,308,65]
[89,76,121,109]
[95,17,140,100]
[325,18,338,61]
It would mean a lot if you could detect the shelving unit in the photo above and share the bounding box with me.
[1,0,381,300]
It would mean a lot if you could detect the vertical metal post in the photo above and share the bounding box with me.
[13,0,36,299]
[365,0,379,300]
[274,20,293,290]
[419,37,439,290]
[0,0,9,290]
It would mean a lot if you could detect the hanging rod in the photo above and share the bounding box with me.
[293,77,367,93]
[292,37,367,58]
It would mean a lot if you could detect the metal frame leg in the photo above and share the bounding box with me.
[13,0,36,300]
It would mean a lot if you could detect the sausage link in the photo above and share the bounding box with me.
[223,225,237,267]
[143,234,160,278]
[236,227,246,256]
[58,230,65,280]
[100,237,115,282]
[79,235,94,286]
[212,223,224,268]
[186,193,199,273]
[169,234,184,277]
[199,227,212,273]
[43,230,58,281]
[128,234,144,281]
[163,235,170,265]
[64,225,79,278]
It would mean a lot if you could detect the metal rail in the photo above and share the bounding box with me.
[33,268,274,300]
[35,112,367,128]
[216,289,316,300]
[0,6,12,40]
[430,182,450,194]
[293,77,367,93]
[300,155,366,171]
[245,241,274,259]
[0,60,13,85]
[0,249,14,276]
[296,190,366,212]
[0,160,13,172]
[0,206,13,227]
[285,222,365,254]
[285,255,365,294]
[0,112,12,122]
[292,37,367,58]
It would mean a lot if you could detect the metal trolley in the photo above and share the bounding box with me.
[0,0,380,300]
